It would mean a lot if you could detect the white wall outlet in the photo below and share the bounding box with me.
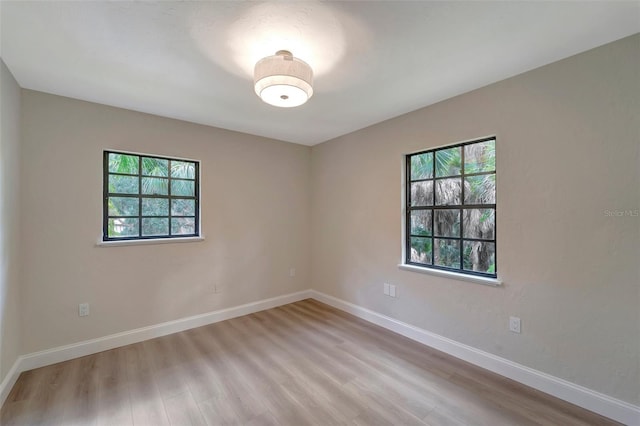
[383,283,390,295]
[79,303,90,317]
[509,316,521,333]
[389,284,397,298]
[289,268,296,277]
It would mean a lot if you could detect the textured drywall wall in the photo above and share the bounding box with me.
[311,35,640,404]
[20,91,310,354]
[0,59,22,381]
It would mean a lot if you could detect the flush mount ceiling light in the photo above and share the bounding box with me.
[254,50,313,108]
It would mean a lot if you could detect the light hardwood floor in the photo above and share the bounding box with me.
[1,299,618,425]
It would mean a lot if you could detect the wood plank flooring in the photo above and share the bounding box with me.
[1,299,618,425]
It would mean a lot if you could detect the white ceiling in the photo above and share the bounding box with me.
[1,1,638,145]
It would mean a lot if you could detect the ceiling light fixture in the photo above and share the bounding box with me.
[254,50,313,108]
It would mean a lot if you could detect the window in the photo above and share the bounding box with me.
[405,137,496,277]
[103,151,199,241]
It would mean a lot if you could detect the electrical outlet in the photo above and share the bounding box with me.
[383,283,390,295]
[289,268,296,277]
[509,316,521,333]
[79,303,90,317]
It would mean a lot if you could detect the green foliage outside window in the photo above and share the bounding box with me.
[407,138,496,277]
[104,151,199,240]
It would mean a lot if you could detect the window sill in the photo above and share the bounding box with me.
[96,236,205,247]
[398,263,502,287]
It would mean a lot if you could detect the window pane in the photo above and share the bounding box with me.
[435,147,461,177]
[142,198,169,216]
[108,218,138,238]
[405,139,496,276]
[104,151,200,241]
[171,180,195,197]
[410,153,433,180]
[142,218,169,236]
[108,197,138,217]
[171,161,196,179]
[463,209,495,240]
[434,239,460,269]
[172,199,195,217]
[172,218,195,235]
[463,241,496,273]
[410,181,433,206]
[410,210,432,236]
[108,153,138,174]
[464,140,495,174]
[141,177,168,195]
[435,178,461,205]
[109,175,138,194]
[142,157,169,177]
[464,175,495,204]
[434,209,460,237]
[410,237,432,264]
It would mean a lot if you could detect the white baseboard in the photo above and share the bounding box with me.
[0,358,22,409]
[0,289,312,407]
[309,290,640,426]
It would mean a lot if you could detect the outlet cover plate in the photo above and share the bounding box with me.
[79,303,90,317]
[509,316,521,333]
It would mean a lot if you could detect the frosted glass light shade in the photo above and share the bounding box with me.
[254,50,313,108]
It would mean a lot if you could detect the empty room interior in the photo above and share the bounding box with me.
[0,1,639,425]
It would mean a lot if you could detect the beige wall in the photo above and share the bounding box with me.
[311,34,640,405]
[20,91,310,354]
[0,59,22,381]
